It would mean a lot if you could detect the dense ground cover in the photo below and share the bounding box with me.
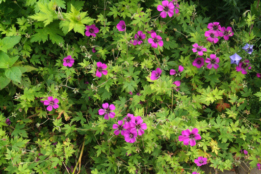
[0,0,261,173]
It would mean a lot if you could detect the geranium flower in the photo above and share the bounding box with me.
[230,53,242,65]
[130,116,147,136]
[43,96,59,111]
[148,33,163,48]
[92,48,96,53]
[192,172,199,174]
[220,26,233,40]
[192,43,207,56]
[205,54,219,69]
[207,22,222,36]
[194,156,207,166]
[116,20,126,31]
[192,58,205,68]
[241,149,248,155]
[150,68,162,80]
[205,30,219,43]
[129,91,133,95]
[173,81,180,87]
[178,128,201,146]
[257,163,261,170]
[124,130,137,143]
[170,69,176,75]
[98,103,115,119]
[242,44,254,54]
[112,120,125,136]
[257,73,261,78]
[131,31,146,45]
[172,0,179,13]
[96,62,108,78]
[63,55,74,67]
[157,1,175,18]
[85,24,99,37]
[6,118,11,125]
[236,60,251,75]
[123,113,135,129]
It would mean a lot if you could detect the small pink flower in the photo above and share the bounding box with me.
[148,33,163,48]
[98,103,115,119]
[192,43,207,56]
[130,116,147,136]
[178,128,201,146]
[124,130,137,143]
[170,69,176,75]
[96,62,108,78]
[116,20,126,31]
[257,163,261,170]
[220,26,233,40]
[150,68,162,80]
[178,65,184,72]
[236,60,251,75]
[92,48,96,53]
[205,54,219,69]
[131,31,146,45]
[205,30,219,43]
[123,113,135,129]
[63,55,74,67]
[85,24,99,37]
[192,58,205,68]
[194,156,207,166]
[112,120,125,136]
[192,172,199,174]
[129,91,133,95]
[157,1,175,18]
[173,81,180,87]
[257,73,261,78]
[43,96,59,111]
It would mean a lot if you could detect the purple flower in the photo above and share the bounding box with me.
[52,142,58,146]
[123,113,135,129]
[230,53,242,65]
[92,48,96,53]
[192,172,199,174]
[236,60,251,75]
[192,43,207,56]
[5,118,11,125]
[85,24,99,37]
[220,26,233,40]
[173,80,181,87]
[205,54,219,69]
[170,69,176,75]
[242,44,254,54]
[241,149,248,155]
[150,68,162,80]
[43,96,59,111]
[130,116,147,136]
[205,30,219,43]
[207,22,222,36]
[96,62,108,78]
[129,91,133,95]
[178,65,184,72]
[171,0,179,14]
[63,55,74,67]
[194,156,207,166]
[178,128,201,146]
[192,58,205,68]
[148,33,163,48]
[98,103,115,120]
[257,163,261,170]
[157,1,175,18]
[123,130,137,143]
[257,73,261,78]
[131,31,146,45]
[112,120,125,136]
[116,20,126,31]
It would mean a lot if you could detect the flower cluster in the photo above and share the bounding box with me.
[205,22,234,43]
[178,128,201,146]
[112,114,147,143]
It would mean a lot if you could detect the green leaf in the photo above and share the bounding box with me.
[0,76,11,89]
[5,66,22,83]
[0,36,21,52]
[0,51,10,68]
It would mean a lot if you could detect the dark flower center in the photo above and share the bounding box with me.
[164,6,169,12]
[189,133,195,139]
[129,133,134,138]
[153,38,159,43]
[210,59,216,64]
[210,33,215,38]
[199,160,203,164]
[224,31,229,35]
[97,67,103,72]
[242,63,248,69]
[89,28,94,33]
[213,25,218,30]
[121,25,126,30]
[136,124,141,129]
[126,117,131,122]
[138,36,142,41]
[50,101,54,106]
[66,59,70,63]
[197,60,202,64]
[106,108,111,114]
[196,47,202,51]
[156,72,160,78]
[118,125,123,130]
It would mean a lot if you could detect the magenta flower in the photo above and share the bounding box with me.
[194,156,207,166]
[85,24,99,37]
[172,0,179,14]
[192,58,205,68]
[148,33,164,48]
[178,65,184,72]
[130,116,147,136]
[150,68,162,80]
[112,120,125,136]
[131,31,146,45]
[257,163,261,170]
[129,91,133,95]
[124,130,137,143]
[98,103,115,120]
[205,30,219,43]
[157,1,175,18]
[178,128,201,146]
[205,54,219,69]
[241,149,248,155]
[43,96,59,111]
[123,113,135,129]
[230,53,242,65]
[5,118,11,125]
[170,69,176,75]
[96,62,108,78]
[207,22,222,36]
[92,48,96,53]
[257,73,261,78]
[63,55,74,67]
[173,81,181,87]
[220,26,233,40]
[116,20,126,31]
[192,43,207,56]
[192,172,199,174]
[236,60,251,75]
